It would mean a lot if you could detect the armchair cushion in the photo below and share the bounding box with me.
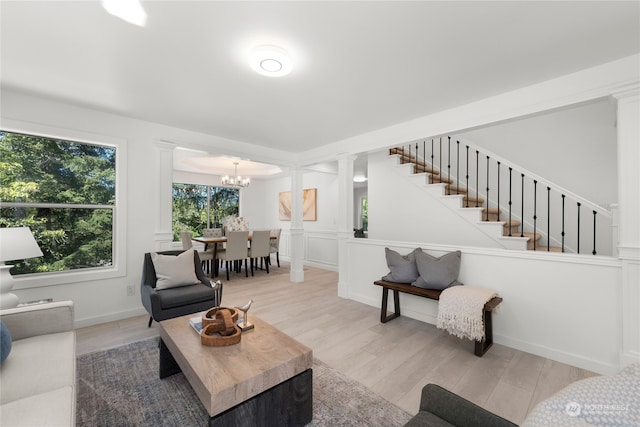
[151,249,201,290]
[157,283,216,309]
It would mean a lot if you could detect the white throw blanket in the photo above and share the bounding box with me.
[436,285,499,341]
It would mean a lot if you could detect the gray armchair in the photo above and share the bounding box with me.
[141,250,222,327]
[404,384,517,427]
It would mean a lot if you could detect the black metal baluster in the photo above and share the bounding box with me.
[431,139,435,181]
[439,137,442,181]
[533,180,537,250]
[415,142,419,173]
[466,146,470,207]
[423,140,426,171]
[508,167,513,236]
[577,202,581,254]
[521,174,525,238]
[486,156,490,220]
[497,162,501,222]
[592,211,597,255]
[447,136,451,195]
[475,150,479,207]
[561,194,566,252]
[456,141,460,195]
[547,187,551,252]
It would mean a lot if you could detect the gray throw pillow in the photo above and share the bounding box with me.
[382,247,421,283]
[412,250,463,290]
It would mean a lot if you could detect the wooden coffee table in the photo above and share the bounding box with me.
[159,313,313,427]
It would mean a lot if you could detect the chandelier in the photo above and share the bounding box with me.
[221,162,250,188]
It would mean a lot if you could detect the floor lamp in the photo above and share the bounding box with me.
[0,227,43,309]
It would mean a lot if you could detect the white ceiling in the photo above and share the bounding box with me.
[1,1,639,155]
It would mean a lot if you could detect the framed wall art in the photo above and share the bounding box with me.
[279,188,317,221]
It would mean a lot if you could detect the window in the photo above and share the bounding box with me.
[0,130,117,276]
[172,183,239,240]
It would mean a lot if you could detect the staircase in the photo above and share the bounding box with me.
[389,142,604,254]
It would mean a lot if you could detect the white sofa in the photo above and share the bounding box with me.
[0,301,76,426]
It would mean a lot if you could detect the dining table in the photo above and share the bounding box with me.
[192,233,276,278]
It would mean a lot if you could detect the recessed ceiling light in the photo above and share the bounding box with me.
[353,175,368,183]
[250,45,293,77]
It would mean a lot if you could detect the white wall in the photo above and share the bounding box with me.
[345,238,621,375]
[460,98,617,207]
[240,171,339,270]
[0,89,293,327]
[368,150,506,248]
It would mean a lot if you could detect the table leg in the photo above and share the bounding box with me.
[159,338,182,379]
[209,368,312,427]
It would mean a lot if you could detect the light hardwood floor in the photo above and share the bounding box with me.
[76,262,597,424]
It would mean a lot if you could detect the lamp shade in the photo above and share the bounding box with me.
[0,227,43,263]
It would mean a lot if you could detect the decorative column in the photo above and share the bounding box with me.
[289,166,305,282]
[154,141,176,251]
[612,85,640,368]
[337,154,356,298]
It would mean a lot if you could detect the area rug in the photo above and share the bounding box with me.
[76,337,412,426]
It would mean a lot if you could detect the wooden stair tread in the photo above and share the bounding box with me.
[414,164,440,175]
[429,176,454,184]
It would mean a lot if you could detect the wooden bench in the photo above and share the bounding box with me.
[373,280,503,357]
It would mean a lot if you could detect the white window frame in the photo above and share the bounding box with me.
[1,119,127,289]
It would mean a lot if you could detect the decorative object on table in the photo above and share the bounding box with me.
[202,306,238,327]
[278,188,317,221]
[235,299,254,331]
[210,280,222,307]
[200,308,241,346]
[0,227,44,309]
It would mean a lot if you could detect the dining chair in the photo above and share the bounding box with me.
[248,230,271,275]
[217,230,250,280]
[269,228,282,267]
[203,228,222,237]
[180,231,214,275]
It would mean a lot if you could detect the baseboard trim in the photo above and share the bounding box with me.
[75,307,148,329]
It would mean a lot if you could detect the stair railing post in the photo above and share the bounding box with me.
[577,202,581,254]
[466,146,470,208]
[561,194,566,252]
[533,180,537,250]
[456,141,460,196]
[447,136,451,195]
[439,137,442,182]
[486,155,490,221]
[592,210,597,255]
[431,139,435,181]
[415,142,419,174]
[520,174,525,238]
[475,150,479,207]
[547,187,551,252]
[508,167,513,236]
[423,140,426,171]
[497,162,501,222]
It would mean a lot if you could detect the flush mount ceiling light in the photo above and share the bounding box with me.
[250,45,293,77]
[353,175,368,183]
[101,0,147,27]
